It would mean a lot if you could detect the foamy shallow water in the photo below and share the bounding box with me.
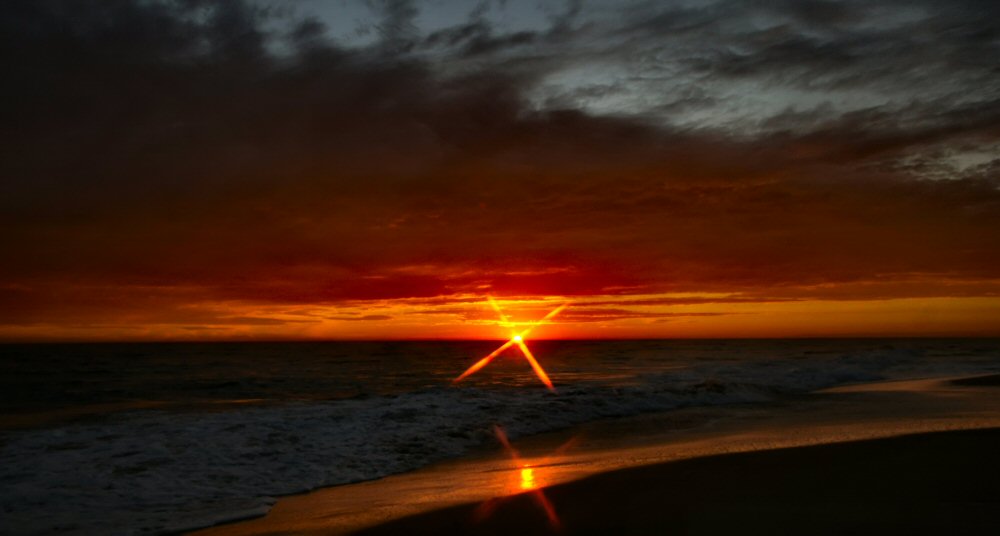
[1,340,998,535]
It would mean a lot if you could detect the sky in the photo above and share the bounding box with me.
[1,0,999,341]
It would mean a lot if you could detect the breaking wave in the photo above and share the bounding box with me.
[2,344,997,535]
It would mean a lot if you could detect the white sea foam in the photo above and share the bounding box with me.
[1,346,996,535]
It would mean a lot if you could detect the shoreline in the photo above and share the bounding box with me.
[360,427,1000,535]
[192,374,1000,535]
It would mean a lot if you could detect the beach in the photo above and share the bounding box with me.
[5,340,999,535]
[359,427,1000,535]
[7,1,1000,533]
[194,374,1000,535]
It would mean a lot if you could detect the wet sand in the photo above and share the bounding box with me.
[193,375,1000,535]
[360,427,1000,535]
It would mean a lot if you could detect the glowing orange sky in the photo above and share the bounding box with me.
[2,291,998,342]
[2,1,1000,342]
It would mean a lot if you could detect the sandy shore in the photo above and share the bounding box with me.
[193,375,1000,535]
[360,427,1000,535]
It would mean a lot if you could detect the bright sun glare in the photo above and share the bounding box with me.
[520,467,536,490]
[452,297,569,391]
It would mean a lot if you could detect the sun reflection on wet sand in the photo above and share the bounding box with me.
[472,425,578,531]
[520,467,535,490]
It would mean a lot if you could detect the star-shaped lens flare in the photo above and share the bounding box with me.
[453,297,569,391]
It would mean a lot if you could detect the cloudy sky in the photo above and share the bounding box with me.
[2,0,999,340]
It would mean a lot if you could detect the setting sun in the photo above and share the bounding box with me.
[453,298,568,390]
[4,2,1000,535]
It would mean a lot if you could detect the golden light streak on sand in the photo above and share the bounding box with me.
[471,425,564,530]
[519,467,535,490]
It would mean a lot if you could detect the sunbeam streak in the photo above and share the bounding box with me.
[453,298,569,391]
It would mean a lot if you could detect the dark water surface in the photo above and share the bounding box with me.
[2,339,998,426]
[1,339,998,535]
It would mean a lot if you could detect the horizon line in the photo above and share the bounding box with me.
[2,334,999,345]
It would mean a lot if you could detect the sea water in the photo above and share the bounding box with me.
[1,339,998,535]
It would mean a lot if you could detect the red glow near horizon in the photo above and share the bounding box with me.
[453,297,569,391]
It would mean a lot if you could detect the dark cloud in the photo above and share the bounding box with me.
[0,0,998,336]
[423,21,537,57]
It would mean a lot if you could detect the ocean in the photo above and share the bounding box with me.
[2,339,998,535]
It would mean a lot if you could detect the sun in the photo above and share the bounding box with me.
[452,297,569,391]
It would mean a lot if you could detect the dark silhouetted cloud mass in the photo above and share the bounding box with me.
[1,0,998,339]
